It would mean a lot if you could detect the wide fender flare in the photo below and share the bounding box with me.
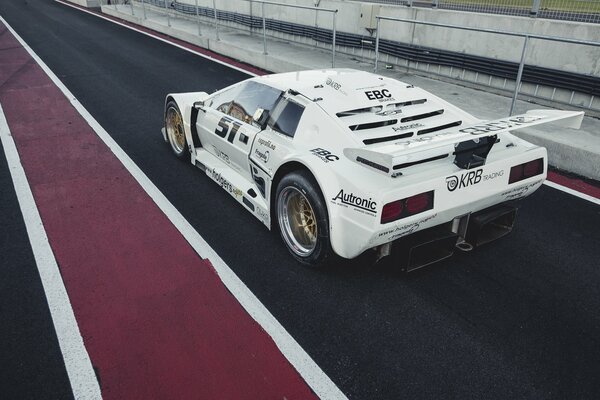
[274,154,367,258]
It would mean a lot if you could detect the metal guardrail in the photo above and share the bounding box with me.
[361,0,600,24]
[373,15,600,115]
[124,0,338,67]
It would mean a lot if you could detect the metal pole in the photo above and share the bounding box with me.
[331,11,337,68]
[195,0,201,36]
[213,0,219,41]
[129,0,134,16]
[408,0,413,7]
[531,0,540,17]
[374,17,380,72]
[141,0,147,19]
[509,35,529,116]
[432,0,438,9]
[164,0,170,27]
[249,0,253,36]
[114,0,117,11]
[262,2,267,55]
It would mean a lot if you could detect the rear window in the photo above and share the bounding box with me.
[269,99,304,138]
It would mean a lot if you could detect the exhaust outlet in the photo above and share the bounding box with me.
[398,231,458,272]
[466,204,517,248]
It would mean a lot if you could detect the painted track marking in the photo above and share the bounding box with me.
[0,104,102,399]
[0,15,346,400]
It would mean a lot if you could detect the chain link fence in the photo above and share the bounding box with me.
[361,0,600,24]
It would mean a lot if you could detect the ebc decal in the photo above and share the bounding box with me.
[364,89,394,102]
[310,148,339,163]
[215,116,243,143]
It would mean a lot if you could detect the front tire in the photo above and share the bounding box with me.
[276,171,333,267]
[165,101,188,159]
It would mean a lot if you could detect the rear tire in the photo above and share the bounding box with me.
[276,170,333,267]
[165,101,188,159]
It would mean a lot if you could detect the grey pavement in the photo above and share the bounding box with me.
[101,3,600,180]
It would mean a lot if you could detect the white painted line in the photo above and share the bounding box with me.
[543,180,600,205]
[54,0,258,78]
[0,106,102,398]
[0,16,346,400]
[56,0,600,207]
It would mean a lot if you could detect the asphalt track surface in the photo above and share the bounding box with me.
[1,0,600,398]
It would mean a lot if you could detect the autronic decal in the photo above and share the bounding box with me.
[331,189,377,214]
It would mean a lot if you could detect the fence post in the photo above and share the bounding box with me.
[129,0,135,16]
[332,11,337,68]
[374,17,380,72]
[213,0,219,41]
[164,0,171,27]
[249,0,253,36]
[509,35,529,116]
[262,2,267,55]
[432,0,438,9]
[113,0,117,11]
[531,0,540,17]
[141,0,147,19]
[408,0,413,7]
[195,0,201,36]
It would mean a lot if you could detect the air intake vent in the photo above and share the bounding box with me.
[401,109,444,123]
[417,120,462,135]
[363,132,413,145]
[356,156,390,173]
[349,119,397,131]
[337,99,428,118]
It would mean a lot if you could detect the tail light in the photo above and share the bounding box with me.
[381,191,434,224]
[508,158,544,184]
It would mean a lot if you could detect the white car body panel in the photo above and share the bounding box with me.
[164,69,583,260]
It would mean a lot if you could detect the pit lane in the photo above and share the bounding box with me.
[1,0,600,398]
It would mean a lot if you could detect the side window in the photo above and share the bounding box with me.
[228,81,282,126]
[268,99,305,138]
[210,83,244,114]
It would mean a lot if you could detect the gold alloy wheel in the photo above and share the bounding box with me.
[278,187,318,257]
[166,106,186,154]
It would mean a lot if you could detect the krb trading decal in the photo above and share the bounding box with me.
[331,189,377,216]
[446,168,504,191]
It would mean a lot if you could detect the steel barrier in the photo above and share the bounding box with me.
[360,0,600,24]
[121,0,338,67]
[374,15,600,115]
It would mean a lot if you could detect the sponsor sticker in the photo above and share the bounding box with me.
[501,179,543,200]
[257,138,276,150]
[364,89,395,103]
[392,122,424,132]
[374,214,438,243]
[446,168,504,192]
[331,189,377,216]
[209,168,243,198]
[310,148,339,163]
[254,148,270,163]
[325,77,347,95]
[459,116,543,136]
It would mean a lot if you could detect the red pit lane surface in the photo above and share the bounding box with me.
[0,22,315,399]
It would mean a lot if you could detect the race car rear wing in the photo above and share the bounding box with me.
[344,109,584,176]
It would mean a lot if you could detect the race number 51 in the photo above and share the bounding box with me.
[215,116,243,144]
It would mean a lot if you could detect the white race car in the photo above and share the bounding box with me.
[163,69,583,270]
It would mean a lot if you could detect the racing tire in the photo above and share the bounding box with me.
[164,101,188,160]
[276,170,334,268]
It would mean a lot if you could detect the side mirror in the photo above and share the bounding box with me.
[253,108,270,129]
